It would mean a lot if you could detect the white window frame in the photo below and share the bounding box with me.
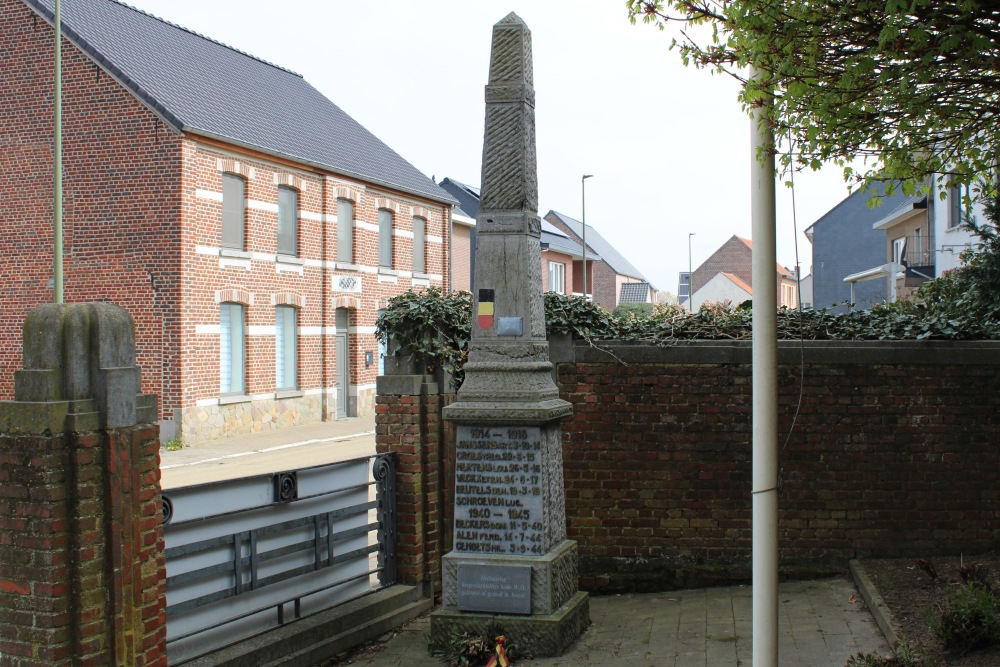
[378,209,393,268]
[277,186,298,256]
[547,261,566,294]
[220,303,245,395]
[275,306,297,390]
[412,216,426,274]
[221,174,246,249]
[337,198,354,263]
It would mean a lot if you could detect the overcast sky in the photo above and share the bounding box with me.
[123,0,857,294]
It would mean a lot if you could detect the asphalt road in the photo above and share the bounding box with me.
[160,415,376,488]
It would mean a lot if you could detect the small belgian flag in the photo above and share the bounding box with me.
[477,289,495,329]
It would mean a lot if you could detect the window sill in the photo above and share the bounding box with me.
[276,254,305,265]
[220,247,251,259]
[378,267,399,276]
[412,272,431,280]
[335,262,360,272]
[219,393,251,405]
[275,389,304,400]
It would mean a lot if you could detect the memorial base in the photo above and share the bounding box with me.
[432,540,589,657]
[429,591,590,658]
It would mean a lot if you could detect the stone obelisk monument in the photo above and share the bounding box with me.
[432,13,589,656]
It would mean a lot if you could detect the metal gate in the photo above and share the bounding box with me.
[162,454,396,664]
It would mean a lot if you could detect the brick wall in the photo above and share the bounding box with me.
[375,339,1000,594]
[692,236,754,296]
[0,0,182,416]
[558,341,1000,592]
[0,424,166,666]
[589,259,618,309]
[374,377,452,600]
[176,143,450,441]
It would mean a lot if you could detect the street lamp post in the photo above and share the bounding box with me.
[581,174,593,300]
[688,232,696,311]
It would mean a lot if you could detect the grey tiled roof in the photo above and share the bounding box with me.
[545,210,649,283]
[438,178,482,218]
[25,0,454,204]
[541,221,595,259]
[619,282,651,303]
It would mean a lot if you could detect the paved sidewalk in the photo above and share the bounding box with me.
[160,415,375,488]
[347,577,889,667]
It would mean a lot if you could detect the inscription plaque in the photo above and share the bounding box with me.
[457,563,532,614]
[454,425,544,556]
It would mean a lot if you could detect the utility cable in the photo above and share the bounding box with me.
[778,135,808,495]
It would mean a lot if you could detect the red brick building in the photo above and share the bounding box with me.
[691,235,798,309]
[1,0,455,443]
[543,210,653,309]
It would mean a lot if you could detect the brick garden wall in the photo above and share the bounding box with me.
[376,339,1000,594]
[559,341,1000,592]
[0,423,165,665]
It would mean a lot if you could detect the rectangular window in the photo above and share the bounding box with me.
[275,306,297,390]
[949,185,963,229]
[892,237,906,265]
[220,303,245,394]
[378,209,393,268]
[547,261,565,293]
[412,216,426,273]
[222,174,245,249]
[277,186,298,256]
[337,198,354,263]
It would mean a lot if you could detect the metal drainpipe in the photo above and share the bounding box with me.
[447,205,453,292]
[750,66,779,667]
[321,177,328,421]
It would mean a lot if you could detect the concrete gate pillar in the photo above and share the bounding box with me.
[0,303,164,666]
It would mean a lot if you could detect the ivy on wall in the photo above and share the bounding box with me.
[376,219,1000,387]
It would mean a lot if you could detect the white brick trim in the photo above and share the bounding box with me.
[196,188,223,202]
[248,199,279,213]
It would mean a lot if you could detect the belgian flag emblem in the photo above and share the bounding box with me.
[478,289,495,329]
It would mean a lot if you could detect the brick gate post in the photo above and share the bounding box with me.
[0,303,164,666]
[375,364,454,602]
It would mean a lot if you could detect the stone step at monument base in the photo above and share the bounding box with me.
[441,540,581,616]
[429,591,590,658]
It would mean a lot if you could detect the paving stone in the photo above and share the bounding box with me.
[350,576,891,667]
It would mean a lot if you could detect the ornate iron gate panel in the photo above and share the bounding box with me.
[163,454,396,664]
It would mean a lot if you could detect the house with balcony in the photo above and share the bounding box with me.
[814,181,983,307]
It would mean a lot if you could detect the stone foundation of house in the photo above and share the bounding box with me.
[174,386,375,444]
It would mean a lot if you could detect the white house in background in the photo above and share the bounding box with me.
[934,182,984,274]
[691,272,753,310]
[798,273,814,309]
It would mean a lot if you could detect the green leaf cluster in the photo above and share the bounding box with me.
[374,287,470,387]
[928,582,1000,654]
[625,1,1000,201]
[377,225,1000,388]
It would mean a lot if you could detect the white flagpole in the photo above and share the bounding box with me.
[750,66,779,667]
